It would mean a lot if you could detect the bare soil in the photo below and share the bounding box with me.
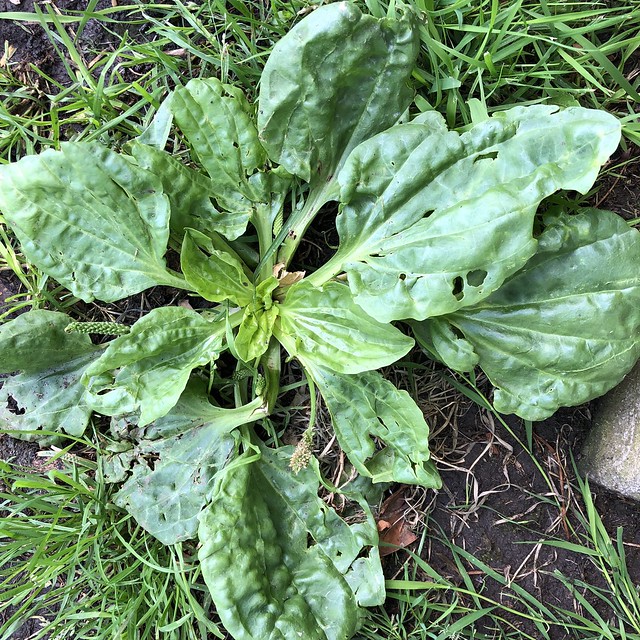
[418,398,640,638]
[0,0,130,81]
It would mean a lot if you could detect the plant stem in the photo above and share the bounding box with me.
[253,202,276,282]
[304,248,349,287]
[255,178,340,276]
[261,337,281,414]
[277,178,340,267]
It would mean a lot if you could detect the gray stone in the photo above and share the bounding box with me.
[579,363,640,501]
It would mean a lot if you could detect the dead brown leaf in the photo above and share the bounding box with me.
[273,262,305,287]
[0,43,17,67]
[377,488,417,556]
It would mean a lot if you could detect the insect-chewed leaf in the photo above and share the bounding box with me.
[318,106,621,321]
[422,209,640,420]
[198,446,384,640]
[0,311,101,443]
[306,364,441,487]
[411,318,480,373]
[83,307,225,426]
[276,280,413,374]
[258,2,418,183]
[170,78,266,212]
[105,381,265,545]
[0,142,186,303]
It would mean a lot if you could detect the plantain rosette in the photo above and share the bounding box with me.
[0,4,638,640]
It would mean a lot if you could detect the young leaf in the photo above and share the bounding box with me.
[129,141,251,241]
[170,78,266,212]
[84,307,225,426]
[258,2,418,183]
[105,381,266,545]
[181,228,254,305]
[276,281,414,374]
[0,311,100,443]
[235,277,280,363]
[313,106,621,321]
[305,364,441,487]
[0,142,186,303]
[198,446,384,640]
[422,209,640,420]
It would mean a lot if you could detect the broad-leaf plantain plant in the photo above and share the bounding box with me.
[1,3,639,638]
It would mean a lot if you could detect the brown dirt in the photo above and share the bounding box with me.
[411,395,640,638]
[0,0,130,84]
[593,143,640,221]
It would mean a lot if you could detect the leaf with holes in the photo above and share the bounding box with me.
[418,209,640,420]
[105,381,266,544]
[0,311,101,443]
[129,141,251,242]
[309,106,621,321]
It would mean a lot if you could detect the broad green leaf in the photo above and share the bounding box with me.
[235,278,280,363]
[319,106,621,321]
[424,209,640,420]
[411,319,479,372]
[198,447,384,640]
[276,280,413,374]
[170,78,266,212]
[129,141,250,241]
[84,307,225,426]
[0,311,100,443]
[258,2,418,182]
[0,142,186,303]
[0,310,98,374]
[105,381,266,544]
[181,228,254,305]
[0,352,98,444]
[137,98,174,149]
[306,364,441,487]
